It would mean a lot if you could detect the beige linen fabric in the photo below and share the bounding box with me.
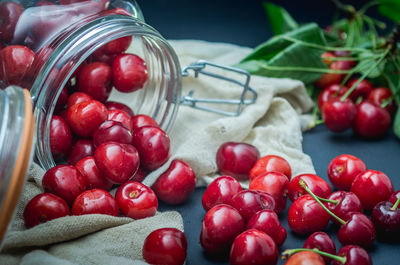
[0,39,315,264]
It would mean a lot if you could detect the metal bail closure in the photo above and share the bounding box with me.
[181,60,258,116]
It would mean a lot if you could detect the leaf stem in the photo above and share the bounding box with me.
[391,196,400,211]
[316,195,339,204]
[254,62,351,74]
[282,248,347,264]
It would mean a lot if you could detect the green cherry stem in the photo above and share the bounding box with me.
[390,196,400,211]
[315,195,339,205]
[282,248,347,264]
[299,179,347,225]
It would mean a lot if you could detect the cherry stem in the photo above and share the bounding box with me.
[391,196,400,211]
[282,248,347,264]
[316,195,339,205]
[299,179,347,225]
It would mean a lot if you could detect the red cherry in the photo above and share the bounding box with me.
[75,156,113,190]
[42,165,86,204]
[372,200,400,241]
[317,84,348,110]
[93,120,132,148]
[107,109,132,131]
[315,60,353,88]
[102,36,132,55]
[389,191,400,204]
[325,191,363,225]
[130,114,159,131]
[101,7,132,16]
[246,210,287,246]
[229,190,276,222]
[94,142,140,184]
[36,1,55,6]
[66,100,108,137]
[337,212,376,248]
[50,115,73,160]
[55,86,69,112]
[131,167,147,183]
[368,87,397,116]
[105,101,134,117]
[23,193,70,228]
[0,45,34,85]
[303,232,336,264]
[350,169,394,210]
[332,245,372,265]
[322,98,357,133]
[216,142,259,181]
[327,154,367,191]
[249,155,291,181]
[321,51,335,66]
[0,2,24,43]
[67,139,95,165]
[91,49,117,65]
[353,100,391,138]
[152,160,196,205]
[288,194,330,235]
[201,175,243,211]
[115,181,158,219]
[131,126,170,171]
[143,228,187,265]
[249,171,289,214]
[72,189,119,216]
[77,62,112,102]
[284,251,325,265]
[67,92,93,108]
[346,78,373,101]
[288,174,332,202]
[229,229,278,265]
[333,50,351,57]
[200,204,245,253]
[112,53,148,92]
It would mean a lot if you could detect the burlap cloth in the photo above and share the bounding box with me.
[0,40,315,264]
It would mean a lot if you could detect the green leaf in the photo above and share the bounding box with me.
[394,108,400,139]
[263,2,298,35]
[357,51,386,78]
[383,58,400,104]
[240,23,326,62]
[378,0,400,22]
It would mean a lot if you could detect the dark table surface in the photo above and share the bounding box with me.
[136,0,400,264]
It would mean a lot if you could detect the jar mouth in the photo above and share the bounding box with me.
[31,15,182,170]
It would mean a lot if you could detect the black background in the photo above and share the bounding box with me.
[136,0,400,264]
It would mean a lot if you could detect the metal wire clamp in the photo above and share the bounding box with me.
[181,60,258,116]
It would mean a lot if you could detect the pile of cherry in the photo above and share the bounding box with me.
[315,50,397,138]
[199,142,400,265]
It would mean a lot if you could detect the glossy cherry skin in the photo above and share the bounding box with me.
[0,45,34,85]
[368,87,397,116]
[77,62,112,102]
[67,92,93,108]
[322,98,357,133]
[338,212,376,248]
[371,201,400,241]
[115,181,158,219]
[152,160,196,205]
[249,155,292,181]
[92,48,117,65]
[102,36,132,55]
[315,60,353,88]
[327,154,367,191]
[72,189,119,216]
[101,7,133,16]
[249,171,289,214]
[288,194,330,235]
[216,142,259,180]
[303,232,336,264]
[107,109,132,131]
[346,78,373,101]
[94,142,140,184]
[229,229,278,265]
[131,167,147,183]
[23,193,70,228]
[353,100,391,139]
[112,53,148,92]
[229,190,276,222]
[50,115,73,160]
[42,165,86,205]
[333,245,372,265]
[93,120,132,148]
[288,174,332,202]
[105,101,134,117]
[201,175,243,211]
[131,126,170,171]
[246,210,287,246]
[389,191,400,204]
[66,100,108,137]
[67,139,95,165]
[200,204,245,253]
[350,169,394,210]
[317,84,348,110]
[55,86,69,112]
[0,2,24,43]
[284,251,324,265]
[143,228,187,265]
[75,156,113,190]
[325,191,363,225]
[130,114,159,131]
